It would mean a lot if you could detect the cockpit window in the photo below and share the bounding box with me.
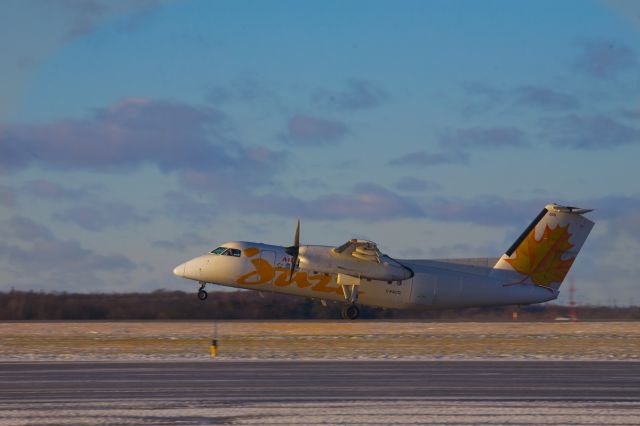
[210,247,241,257]
[225,248,241,257]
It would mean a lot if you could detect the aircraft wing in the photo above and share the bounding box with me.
[299,239,413,283]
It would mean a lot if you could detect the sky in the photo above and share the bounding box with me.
[1,0,640,305]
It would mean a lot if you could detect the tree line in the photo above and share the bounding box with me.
[1,290,638,321]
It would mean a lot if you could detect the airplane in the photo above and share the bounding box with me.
[173,203,594,319]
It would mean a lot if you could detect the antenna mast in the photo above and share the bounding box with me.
[568,276,577,322]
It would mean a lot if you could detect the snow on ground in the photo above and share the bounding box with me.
[2,400,640,426]
[1,321,639,361]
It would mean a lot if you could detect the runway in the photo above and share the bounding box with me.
[1,361,640,425]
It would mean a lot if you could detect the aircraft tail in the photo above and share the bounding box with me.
[492,204,594,289]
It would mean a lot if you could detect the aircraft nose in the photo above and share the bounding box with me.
[173,263,186,277]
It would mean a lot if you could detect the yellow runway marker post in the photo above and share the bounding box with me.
[210,339,218,358]
[210,321,219,358]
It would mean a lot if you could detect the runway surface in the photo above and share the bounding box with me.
[1,361,640,425]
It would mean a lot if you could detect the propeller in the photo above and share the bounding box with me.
[284,218,300,282]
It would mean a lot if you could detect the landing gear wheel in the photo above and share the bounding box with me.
[197,282,207,300]
[197,289,208,301]
[341,304,360,320]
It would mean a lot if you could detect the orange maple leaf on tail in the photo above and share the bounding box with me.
[505,224,575,286]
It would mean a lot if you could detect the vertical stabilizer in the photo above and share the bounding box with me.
[493,204,594,289]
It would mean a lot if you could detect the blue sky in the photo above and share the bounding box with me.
[1,0,640,305]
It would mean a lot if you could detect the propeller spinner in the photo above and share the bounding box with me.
[284,219,300,282]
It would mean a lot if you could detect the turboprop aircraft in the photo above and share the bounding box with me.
[173,203,594,319]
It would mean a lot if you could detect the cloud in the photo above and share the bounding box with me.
[0,185,18,208]
[231,183,424,221]
[0,239,134,274]
[57,0,109,38]
[581,195,640,220]
[425,241,502,259]
[23,179,100,200]
[206,78,275,104]
[1,216,54,241]
[461,82,502,102]
[312,79,389,110]
[459,82,503,113]
[620,109,640,120]
[180,187,640,238]
[574,40,637,79]
[54,0,165,39]
[151,232,211,252]
[388,150,469,167]
[541,114,640,149]
[389,126,527,166]
[462,82,580,113]
[394,176,442,192]
[569,194,640,303]
[513,85,580,111]
[2,97,223,171]
[1,97,282,189]
[614,212,640,243]
[163,182,424,222]
[23,179,149,233]
[282,115,348,146]
[161,191,218,226]
[293,178,330,191]
[310,183,424,220]
[418,194,640,228]
[438,126,528,149]
[421,196,545,226]
[53,201,148,231]
[163,183,425,224]
[176,144,284,192]
[603,0,640,32]
[0,216,135,290]
[115,0,166,33]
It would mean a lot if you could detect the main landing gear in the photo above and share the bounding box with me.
[341,304,360,320]
[337,274,360,320]
[337,275,361,320]
[197,282,208,301]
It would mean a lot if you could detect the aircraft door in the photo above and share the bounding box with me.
[402,277,414,305]
[411,273,438,306]
[260,250,276,286]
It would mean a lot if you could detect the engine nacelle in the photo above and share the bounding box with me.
[297,245,413,282]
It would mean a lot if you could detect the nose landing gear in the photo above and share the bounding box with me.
[341,304,360,320]
[197,282,208,301]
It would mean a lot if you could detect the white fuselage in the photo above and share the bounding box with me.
[174,241,557,310]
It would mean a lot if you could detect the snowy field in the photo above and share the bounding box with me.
[2,400,640,426]
[1,321,639,361]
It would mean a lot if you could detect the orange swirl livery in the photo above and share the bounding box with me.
[174,203,594,319]
[235,247,342,294]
